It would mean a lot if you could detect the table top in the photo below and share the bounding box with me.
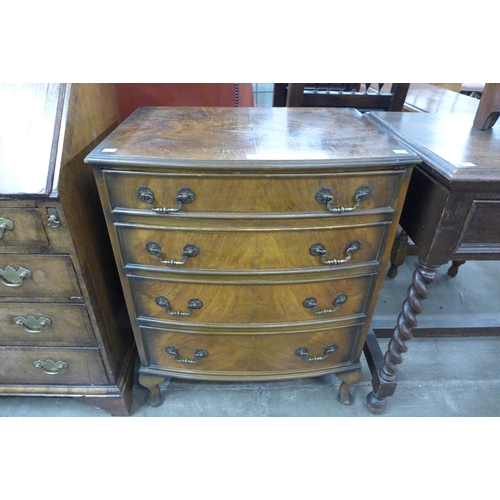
[369,112,500,188]
[404,83,480,114]
[85,106,419,170]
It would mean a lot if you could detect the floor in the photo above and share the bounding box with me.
[2,85,499,418]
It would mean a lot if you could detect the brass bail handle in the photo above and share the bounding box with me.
[315,185,371,213]
[0,266,32,287]
[309,240,361,265]
[155,296,203,316]
[303,293,348,315]
[33,359,68,375]
[295,344,338,362]
[136,186,195,213]
[13,315,52,333]
[0,218,14,239]
[146,241,200,266]
[165,346,208,364]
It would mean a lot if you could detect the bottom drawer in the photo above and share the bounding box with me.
[0,347,109,385]
[140,325,363,377]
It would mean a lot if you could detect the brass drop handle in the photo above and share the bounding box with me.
[295,344,338,362]
[155,296,203,316]
[0,266,32,287]
[315,185,371,213]
[303,293,348,315]
[165,346,208,364]
[136,186,195,213]
[146,241,200,266]
[13,315,52,333]
[33,359,68,375]
[0,218,14,239]
[309,240,361,265]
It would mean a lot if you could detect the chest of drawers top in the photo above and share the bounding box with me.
[85,107,419,170]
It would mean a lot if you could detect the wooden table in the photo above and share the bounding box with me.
[362,111,500,413]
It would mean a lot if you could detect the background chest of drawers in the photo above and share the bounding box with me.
[0,84,135,415]
[85,106,419,408]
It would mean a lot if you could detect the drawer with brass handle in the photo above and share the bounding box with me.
[0,346,109,385]
[140,324,362,377]
[129,273,374,327]
[0,208,49,247]
[0,303,96,346]
[0,255,81,299]
[103,170,404,216]
[116,222,389,272]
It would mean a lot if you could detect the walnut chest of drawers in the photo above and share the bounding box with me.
[85,106,419,409]
[0,84,135,415]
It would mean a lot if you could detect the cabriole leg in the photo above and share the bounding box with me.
[139,373,166,407]
[336,368,362,405]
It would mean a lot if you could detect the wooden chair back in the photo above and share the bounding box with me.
[273,83,410,112]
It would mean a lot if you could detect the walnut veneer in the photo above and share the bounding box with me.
[85,107,418,409]
[0,84,135,415]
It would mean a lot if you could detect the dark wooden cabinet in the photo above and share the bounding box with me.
[0,83,135,415]
[85,107,418,409]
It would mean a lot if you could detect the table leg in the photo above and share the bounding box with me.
[366,259,439,414]
[447,260,465,277]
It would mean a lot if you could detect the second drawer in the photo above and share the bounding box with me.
[116,223,389,271]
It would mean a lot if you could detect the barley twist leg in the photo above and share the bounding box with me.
[366,260,439,414]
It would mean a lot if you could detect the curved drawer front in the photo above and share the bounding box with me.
[129,274,374,326]
[0,347,108,385]
[0,255,81,299]
[0,208,48,247]
[141,325,361,376]
[0,304,96,346]
[104,170,403,215]
[117,223,388,271]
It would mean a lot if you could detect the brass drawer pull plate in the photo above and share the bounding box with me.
[0,218,14,238]
[146,241,200,266]
[13,315,52,333]
[165,346,209,364]
[315,185,371,213]
[0,266,32,287]
[136,186,195,213]
[47,208,61,228]
[295,344,338,362]
[155,296,203,316]
[33,359,68,375]
[309,240,361,265]
[303,293,348,315]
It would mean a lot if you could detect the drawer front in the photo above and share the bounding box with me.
[141,325,361,375]
[0,304,96,346]
[0,347,108,385]
[460,200,500,246]
[0,208,48,247]
[0,255,81,299]
[104,171,403,215]
[129,274,374,326]
[117,223,388,271]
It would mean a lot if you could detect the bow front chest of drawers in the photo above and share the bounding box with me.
[0,84,135,415]
[85,107,419,409]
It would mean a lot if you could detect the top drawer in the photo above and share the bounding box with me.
[0,208,48,247]
[102,170,404,217]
